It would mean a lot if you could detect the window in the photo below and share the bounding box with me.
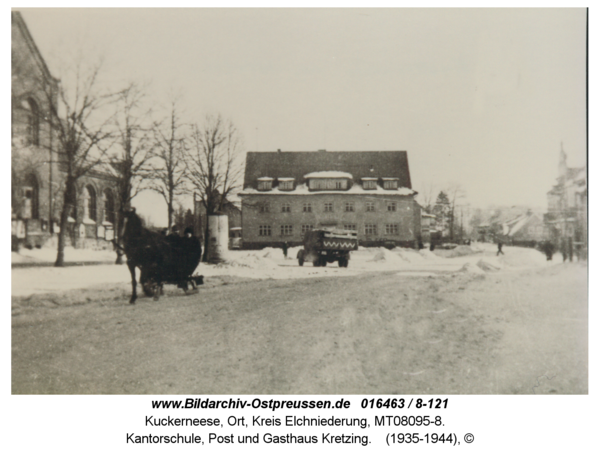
[83,185,97,222]
[385,224,399,235]
[280,225,293,236]
[303,202,312,213]
[366,201,375,212]
[259,225,272,236]
[362,180,377,190]
[309,179,348,190]
[344,224,357,231]
[282,203,291,213]
[345,202,354,212]
[259,202,270,213]
[324,202,333,212]
[258,178,273,190]
[21,173,39,220]
[365,224,377,235]
[103,189,115,224]
[26,98,40,146]
[279,180,294,190]
[301,224,314,234]
[383,179,399,189]
[387,201,397,212]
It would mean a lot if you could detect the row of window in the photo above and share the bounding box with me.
[258,224,401,237]
[256,179,399,191]
[259,201,400,213]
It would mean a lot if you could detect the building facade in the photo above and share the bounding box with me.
[544,146,587,258]
[11,11,119,250]
[239,150,421,249]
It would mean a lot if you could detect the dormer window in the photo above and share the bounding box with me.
[304,171,352,191]
[382,178,399,190]
[278,178,294,191]
[362,178,377,190]
[257,177,273,191]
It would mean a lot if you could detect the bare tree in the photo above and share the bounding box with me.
[185,114,244,260]
[42,58,117,266]
[110,82,153,263]
[445,183,467,240]
[418,181,437,213]
[146,100,188,230]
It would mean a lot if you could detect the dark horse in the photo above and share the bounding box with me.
[120,209,203,304]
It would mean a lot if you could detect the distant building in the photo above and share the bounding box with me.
[11,11,119,250]
[420,212,436,243]
[501,211,546,247]
[238,150,421,249]
[544,146,587,257]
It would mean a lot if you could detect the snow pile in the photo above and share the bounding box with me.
[260,247,285,260]
[459,262,485,275]
[368,248,409,266]
[498,248,549,269]
[12,246,117,264]
[440,245,476,258]
[476,258,503,272]
[393,248,427,263]
[219,252,279,270]
[418,249,438,260]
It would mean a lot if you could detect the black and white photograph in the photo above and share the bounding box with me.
[8,5,593,452]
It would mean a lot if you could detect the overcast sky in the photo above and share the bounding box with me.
[19,8,587,226]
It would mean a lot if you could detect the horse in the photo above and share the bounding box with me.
[119,209,202,304]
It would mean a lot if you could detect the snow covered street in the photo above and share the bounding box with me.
[11,243,555,297]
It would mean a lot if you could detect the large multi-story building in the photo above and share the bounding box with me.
[544,146,587,258]
[11,11,119,250]
[239,150,421,249]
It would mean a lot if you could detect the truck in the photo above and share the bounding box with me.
[297,228,359,267]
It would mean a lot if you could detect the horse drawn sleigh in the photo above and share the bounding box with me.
[119,209,204,304]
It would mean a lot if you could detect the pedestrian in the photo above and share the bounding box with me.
[568,238,574,262]
[543,241,554,261]
[282,241,289,258]
[497,241,504,256]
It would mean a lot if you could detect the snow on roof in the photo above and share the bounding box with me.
[361,177,378,181]
[278,177,295,181]
[381,177,399,180]
[239,183,416,196]
[257,176,274,181]
[303,171,353,179]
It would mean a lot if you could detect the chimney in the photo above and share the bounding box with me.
[277,149,281,153]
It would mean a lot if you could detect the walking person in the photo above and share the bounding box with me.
[497,241,504,256]
[282,241,289,259]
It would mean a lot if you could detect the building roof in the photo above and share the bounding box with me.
[12,11,58,84]
[243,150,412,189]
[502,213,541,237]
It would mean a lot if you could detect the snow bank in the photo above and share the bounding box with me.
[218,252,279,270]
[393,248,427,263]
[438,245,476,258]
[260,247,285,260]
[368,248,409,266]
[459,262,486,275]
[476,258,503,272]
[12,246,117,264]
[498,248,549,268]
